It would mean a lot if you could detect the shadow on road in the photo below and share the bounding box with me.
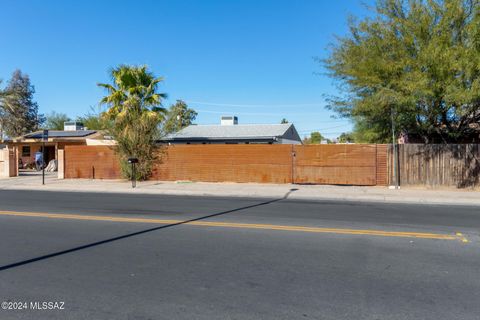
[0,189,298,272]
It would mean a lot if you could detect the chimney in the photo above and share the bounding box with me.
[64,121,85,131]
[220,116,238,126]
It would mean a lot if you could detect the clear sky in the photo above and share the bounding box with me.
[0,0,372,139]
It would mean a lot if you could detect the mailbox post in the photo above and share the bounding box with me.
[42,129,48,185]
[127,158,139,188]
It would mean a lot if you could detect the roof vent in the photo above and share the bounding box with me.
[220,116,238,126]
[64,121,84,131]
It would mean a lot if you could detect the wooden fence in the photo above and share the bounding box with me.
[390,144,480,188]
[64,144,389,186]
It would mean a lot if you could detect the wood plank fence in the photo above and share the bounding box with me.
[64,144,389,186]
[390,144,480,188]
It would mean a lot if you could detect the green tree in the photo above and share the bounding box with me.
[77,106,112,130]
[45,111,71,130]
[0,70,44,137]
[162,100,197,135]
[280,118,289,124]
[303,131,329,144]
[98,65,167,180]
[0,79,9,140]
[324,0,480,143]
[337,132,355,143]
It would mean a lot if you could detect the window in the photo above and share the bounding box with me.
[22,146,31,157]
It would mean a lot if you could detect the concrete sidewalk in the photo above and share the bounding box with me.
[1,173,479,206]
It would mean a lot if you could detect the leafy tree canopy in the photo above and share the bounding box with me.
[324,0,480,143]
[45,111,71,130]
[162,100,197,135]
[77,106,112,131]
[303,131,331,144]
[281,118,289,124]
[0,70,44,138]
[337,132,355,143]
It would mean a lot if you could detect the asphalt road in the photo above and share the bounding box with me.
[0,190,479,320]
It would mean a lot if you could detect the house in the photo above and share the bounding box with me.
[5,121,104,172]
[162,116,302,145]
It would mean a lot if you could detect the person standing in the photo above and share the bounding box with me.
[34,151,43,171]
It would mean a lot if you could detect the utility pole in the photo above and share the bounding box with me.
[391,108,399,189]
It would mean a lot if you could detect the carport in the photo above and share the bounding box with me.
[4,129,104,178]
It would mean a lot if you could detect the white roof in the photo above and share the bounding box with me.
[166,123,295,140]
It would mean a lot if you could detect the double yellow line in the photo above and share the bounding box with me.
[0,210,468,242]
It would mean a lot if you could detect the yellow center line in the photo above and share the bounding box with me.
[0,210,466,242]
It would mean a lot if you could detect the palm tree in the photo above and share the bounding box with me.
[98,65,167,119]
[97,65,167,180]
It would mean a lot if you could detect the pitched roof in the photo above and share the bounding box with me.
[165,123,295,140]
[23,130,97,139]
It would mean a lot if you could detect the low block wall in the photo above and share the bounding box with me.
[64,144,388,186]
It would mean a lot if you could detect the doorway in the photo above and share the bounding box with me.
[43,146,56,165]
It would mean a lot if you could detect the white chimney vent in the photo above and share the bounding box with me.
[64,121,85,131]
[221,116,238,126]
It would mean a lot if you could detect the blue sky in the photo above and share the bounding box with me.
[0,0,372,139]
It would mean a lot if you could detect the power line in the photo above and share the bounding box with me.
[303,131,349,135]
[186,100,326,108]
[297,124,351,132]
[196,109,350,120]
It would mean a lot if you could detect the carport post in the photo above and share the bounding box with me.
[42,129,48,185]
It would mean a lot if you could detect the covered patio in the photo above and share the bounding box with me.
[3,129,104,178]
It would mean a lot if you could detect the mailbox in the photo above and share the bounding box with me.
[128,158,139,188]
[128,158,139,164]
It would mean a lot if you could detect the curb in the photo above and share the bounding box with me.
[1,184,479,207]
